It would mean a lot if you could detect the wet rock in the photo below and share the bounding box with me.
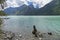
[39,34,43,38]
[48,32,52,35]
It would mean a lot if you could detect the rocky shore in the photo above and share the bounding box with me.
[0,21,60,40]
[0,30,60,40]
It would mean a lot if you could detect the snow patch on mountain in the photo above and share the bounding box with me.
[5,0,53,8]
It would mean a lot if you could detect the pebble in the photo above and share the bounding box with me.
[19,34,22,38]
[7,34,12,38]
[1,31,59,40]
[39,38,42,40]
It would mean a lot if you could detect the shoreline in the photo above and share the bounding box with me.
[0,30,60,40]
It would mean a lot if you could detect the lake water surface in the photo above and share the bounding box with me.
[1,16,60,36]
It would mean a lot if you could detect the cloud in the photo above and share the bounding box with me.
[5,0,53,8]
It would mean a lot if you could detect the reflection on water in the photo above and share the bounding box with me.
[1,16,60,35]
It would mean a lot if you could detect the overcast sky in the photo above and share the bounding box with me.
[6,0,53,8]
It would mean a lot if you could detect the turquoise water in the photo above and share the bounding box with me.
[1,16,60,35]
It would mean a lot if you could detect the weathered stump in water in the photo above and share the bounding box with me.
[32,25,38,37]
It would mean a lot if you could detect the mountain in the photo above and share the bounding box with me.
[4,0,60,15]
[17,0,60,15]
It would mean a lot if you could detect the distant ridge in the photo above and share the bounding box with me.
[4,0,57,15]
